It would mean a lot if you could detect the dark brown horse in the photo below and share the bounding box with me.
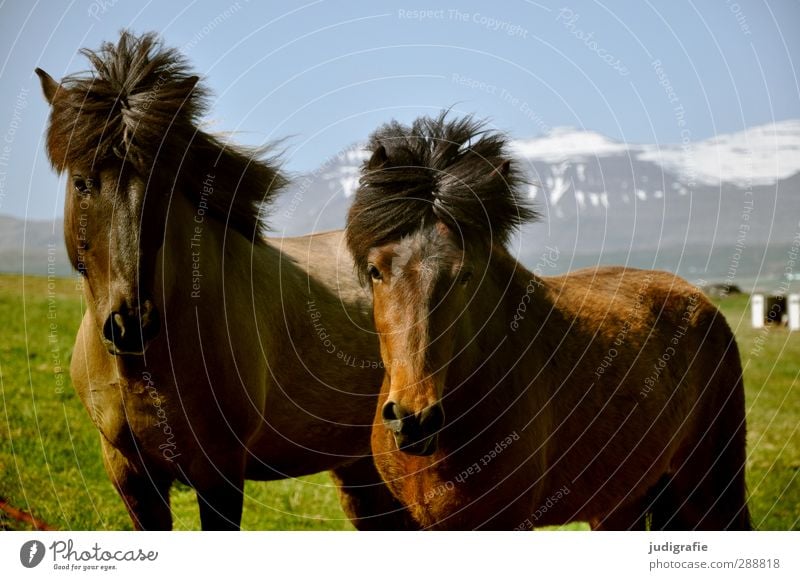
[36,31,415,530]
[345,114,751,530]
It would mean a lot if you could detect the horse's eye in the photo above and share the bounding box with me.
[368,264,383,282]
[73,176,93,195]
[458,271,473,285]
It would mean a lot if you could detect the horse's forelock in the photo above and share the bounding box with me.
[43,31,287,239]
[44,31,205,174]
[346,112,538,282]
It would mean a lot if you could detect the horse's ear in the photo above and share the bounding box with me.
[368,144,388,170]
[493,159,511,177]
[35,68,60,105]
[184,75,200,92]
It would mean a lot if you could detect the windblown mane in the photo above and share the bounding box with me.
[345,112,537,277]
[42,30,286,237]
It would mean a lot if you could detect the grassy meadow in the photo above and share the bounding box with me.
[0,273,797,530]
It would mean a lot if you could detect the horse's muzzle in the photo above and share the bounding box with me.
[102,299,161,355]
[382,400,444,456]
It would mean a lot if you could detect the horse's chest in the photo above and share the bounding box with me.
[74,373,182,460]
[387,455,480,528]
[399,470,457,528]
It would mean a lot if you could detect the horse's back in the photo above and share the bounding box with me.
[549,265,697,300]
[266,229,370,306]
[546,264,739,402]
[547,266,723,339]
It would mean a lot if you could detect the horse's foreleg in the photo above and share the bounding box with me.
[331,457,420,530]
[100,437,173,530]
[196,478,244,531]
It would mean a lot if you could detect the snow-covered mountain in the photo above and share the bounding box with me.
[4,121,799,287]
[637,120,800,186]
[268,120,800,286]
[277,119,800,208]
[512,120,800,187]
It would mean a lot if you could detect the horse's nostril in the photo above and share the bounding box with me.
[382,400,401,424]
[102,300,160,353]
[103,311,129,347]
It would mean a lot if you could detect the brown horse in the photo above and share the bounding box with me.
[345,114,751,530]
[36,31,415,530]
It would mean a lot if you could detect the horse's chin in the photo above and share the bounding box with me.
[395,433,439,457]
[103,340,149,357]
[107,348,146,357]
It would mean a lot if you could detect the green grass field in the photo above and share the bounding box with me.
[1,273,797,530]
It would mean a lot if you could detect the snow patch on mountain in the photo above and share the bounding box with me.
[321,148,370,197]
[512,120,800,187]
[510,127,631,163]
[299,120,800,215]
[638,119,800,186]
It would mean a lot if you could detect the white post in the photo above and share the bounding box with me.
[789,294,800,331]
[751,294,765,329]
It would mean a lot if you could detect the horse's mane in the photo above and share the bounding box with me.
[42,30,286,237]
[346,112,537,278]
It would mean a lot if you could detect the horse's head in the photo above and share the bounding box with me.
[346,114,535,456]
[35,34,198,355]
[50,150,166,356]
[364,222,475,456]
[36,62,179,355]
[36,32,284,356]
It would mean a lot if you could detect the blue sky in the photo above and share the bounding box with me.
[0,0,798,220]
